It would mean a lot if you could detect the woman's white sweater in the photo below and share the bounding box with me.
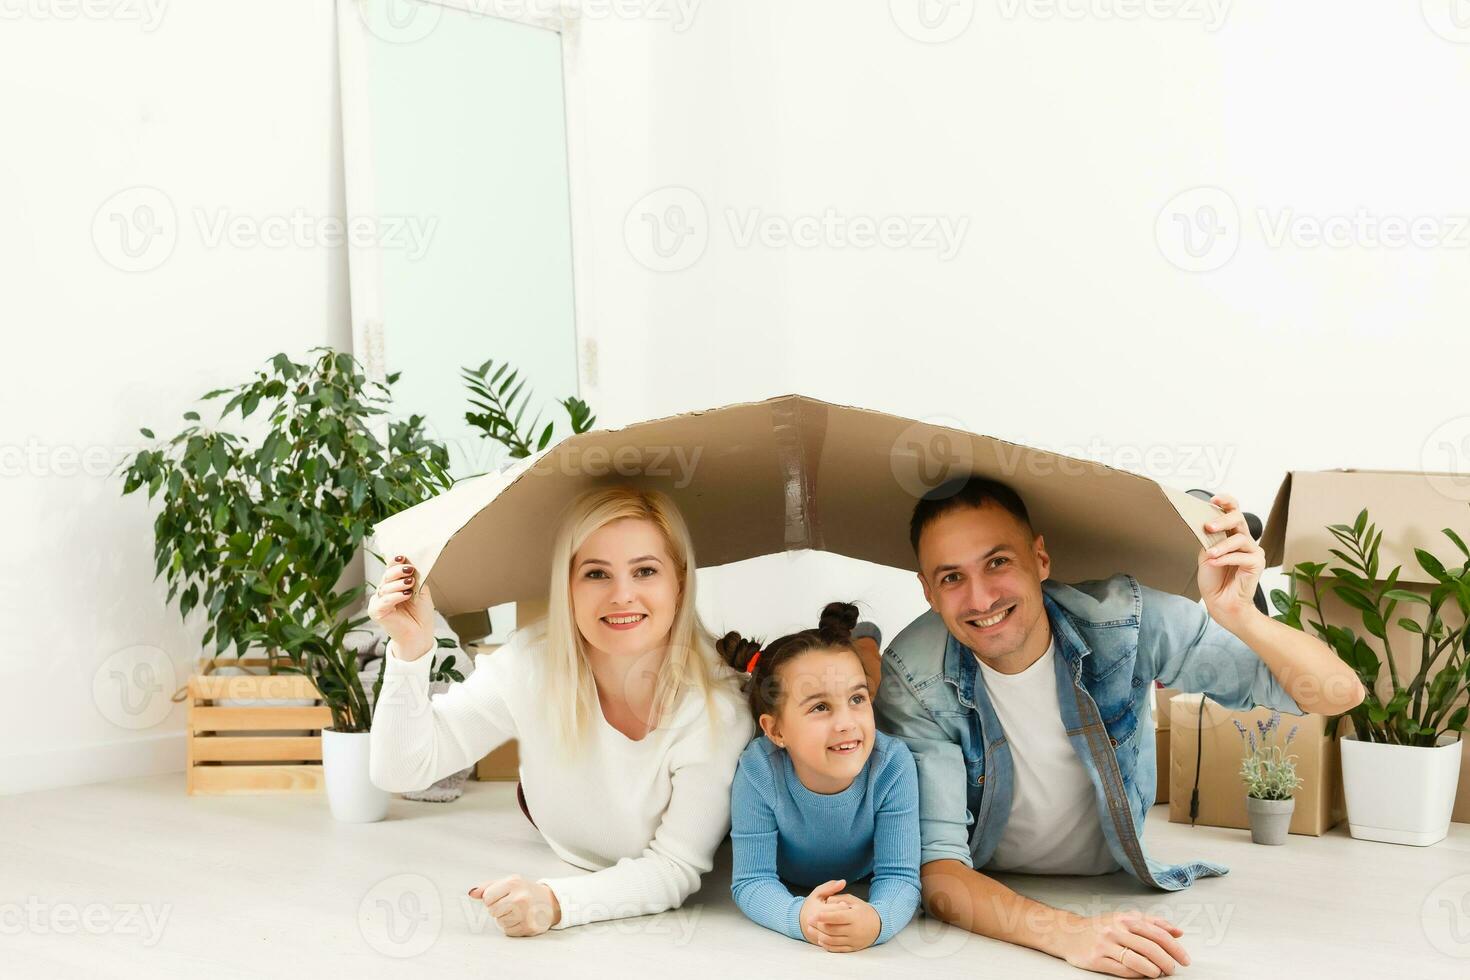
[369,625,754,929]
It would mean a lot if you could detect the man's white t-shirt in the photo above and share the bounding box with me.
[975,637,1120,875]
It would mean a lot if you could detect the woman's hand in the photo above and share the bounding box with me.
[468,875,561,937]
[366,555,435,661]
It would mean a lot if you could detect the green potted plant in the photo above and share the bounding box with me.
[1233,711,1302,844]
[117,347,463,821]
[1272,509,1469,845]
[461,357,596,463]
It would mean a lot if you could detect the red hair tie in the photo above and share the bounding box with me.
[745,650,762,674]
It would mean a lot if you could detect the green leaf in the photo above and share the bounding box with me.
[139,427,155,439]
[1332,585,1375,613]
[1382,589,1428,605]
[1417,548,1449,582]
[1443,527,1470,560]
[1353,509,1367,536]
[1362,609,1386,639]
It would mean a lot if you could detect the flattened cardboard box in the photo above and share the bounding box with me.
[1263,469,1469,823]
[1169,694,1345,836]
[371,394,1228,616]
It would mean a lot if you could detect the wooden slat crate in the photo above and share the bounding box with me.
[187,664,332,795]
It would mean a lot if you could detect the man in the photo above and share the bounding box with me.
[873,476,1364,977]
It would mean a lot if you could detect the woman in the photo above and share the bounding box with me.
[368,486,754,936]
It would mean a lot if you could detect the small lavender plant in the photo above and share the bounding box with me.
[1234,711,1304,801]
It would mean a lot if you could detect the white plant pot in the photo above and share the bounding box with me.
[1340,733,1462,846]
[322,728,390,823]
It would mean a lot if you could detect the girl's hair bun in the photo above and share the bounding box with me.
[716,630,762,673]
[817,601,859,643]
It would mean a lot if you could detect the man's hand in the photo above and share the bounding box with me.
[468,874,560,937]
[809,890,881,952]
[1055,910,1190,977]
[1197,493,1263,630]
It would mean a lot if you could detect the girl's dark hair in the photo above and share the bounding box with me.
[715,601,861,720]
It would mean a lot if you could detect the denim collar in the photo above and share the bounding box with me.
[941,587,1093,693]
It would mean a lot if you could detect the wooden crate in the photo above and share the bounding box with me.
[187,663,333,795]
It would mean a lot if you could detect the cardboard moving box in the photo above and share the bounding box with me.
[1262,469,1470,823]
[1169,694,1344,836]
[1154,686,1178,805]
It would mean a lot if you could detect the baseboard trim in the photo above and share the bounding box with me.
[0,732,185,796]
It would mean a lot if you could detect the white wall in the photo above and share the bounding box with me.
[1,2,351,793]
[564,1,1470,646]
[7,1,1470,793]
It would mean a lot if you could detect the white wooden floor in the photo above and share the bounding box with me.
[3,775,1467,979]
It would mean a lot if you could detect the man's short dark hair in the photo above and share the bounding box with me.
[908,475,1034,555]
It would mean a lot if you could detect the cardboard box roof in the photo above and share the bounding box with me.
[371,394,1227,616]
[1263,469,1470,585]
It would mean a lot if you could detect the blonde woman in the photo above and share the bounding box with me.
[368,486,754,937]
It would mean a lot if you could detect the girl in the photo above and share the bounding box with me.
[368,486,754,936]
[719,603,920,952]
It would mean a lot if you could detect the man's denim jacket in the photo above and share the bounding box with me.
[874,574,1304,890]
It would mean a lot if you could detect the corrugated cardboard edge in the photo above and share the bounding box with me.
[1260,471,1294,568]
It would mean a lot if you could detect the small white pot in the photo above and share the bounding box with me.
[1341,733,1463,846]
[322,728,390,823]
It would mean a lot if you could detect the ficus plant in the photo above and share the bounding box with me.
[1271,508,1470,748]
[116,347,464,733]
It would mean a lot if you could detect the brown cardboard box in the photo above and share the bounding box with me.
[1154,686,1178,804]
[1168,693,1345,835]
[370,394,1229,615]
[1155,729,1170,805]
[1262,469,1470,823]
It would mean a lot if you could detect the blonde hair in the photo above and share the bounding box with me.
[539,485,732,755]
